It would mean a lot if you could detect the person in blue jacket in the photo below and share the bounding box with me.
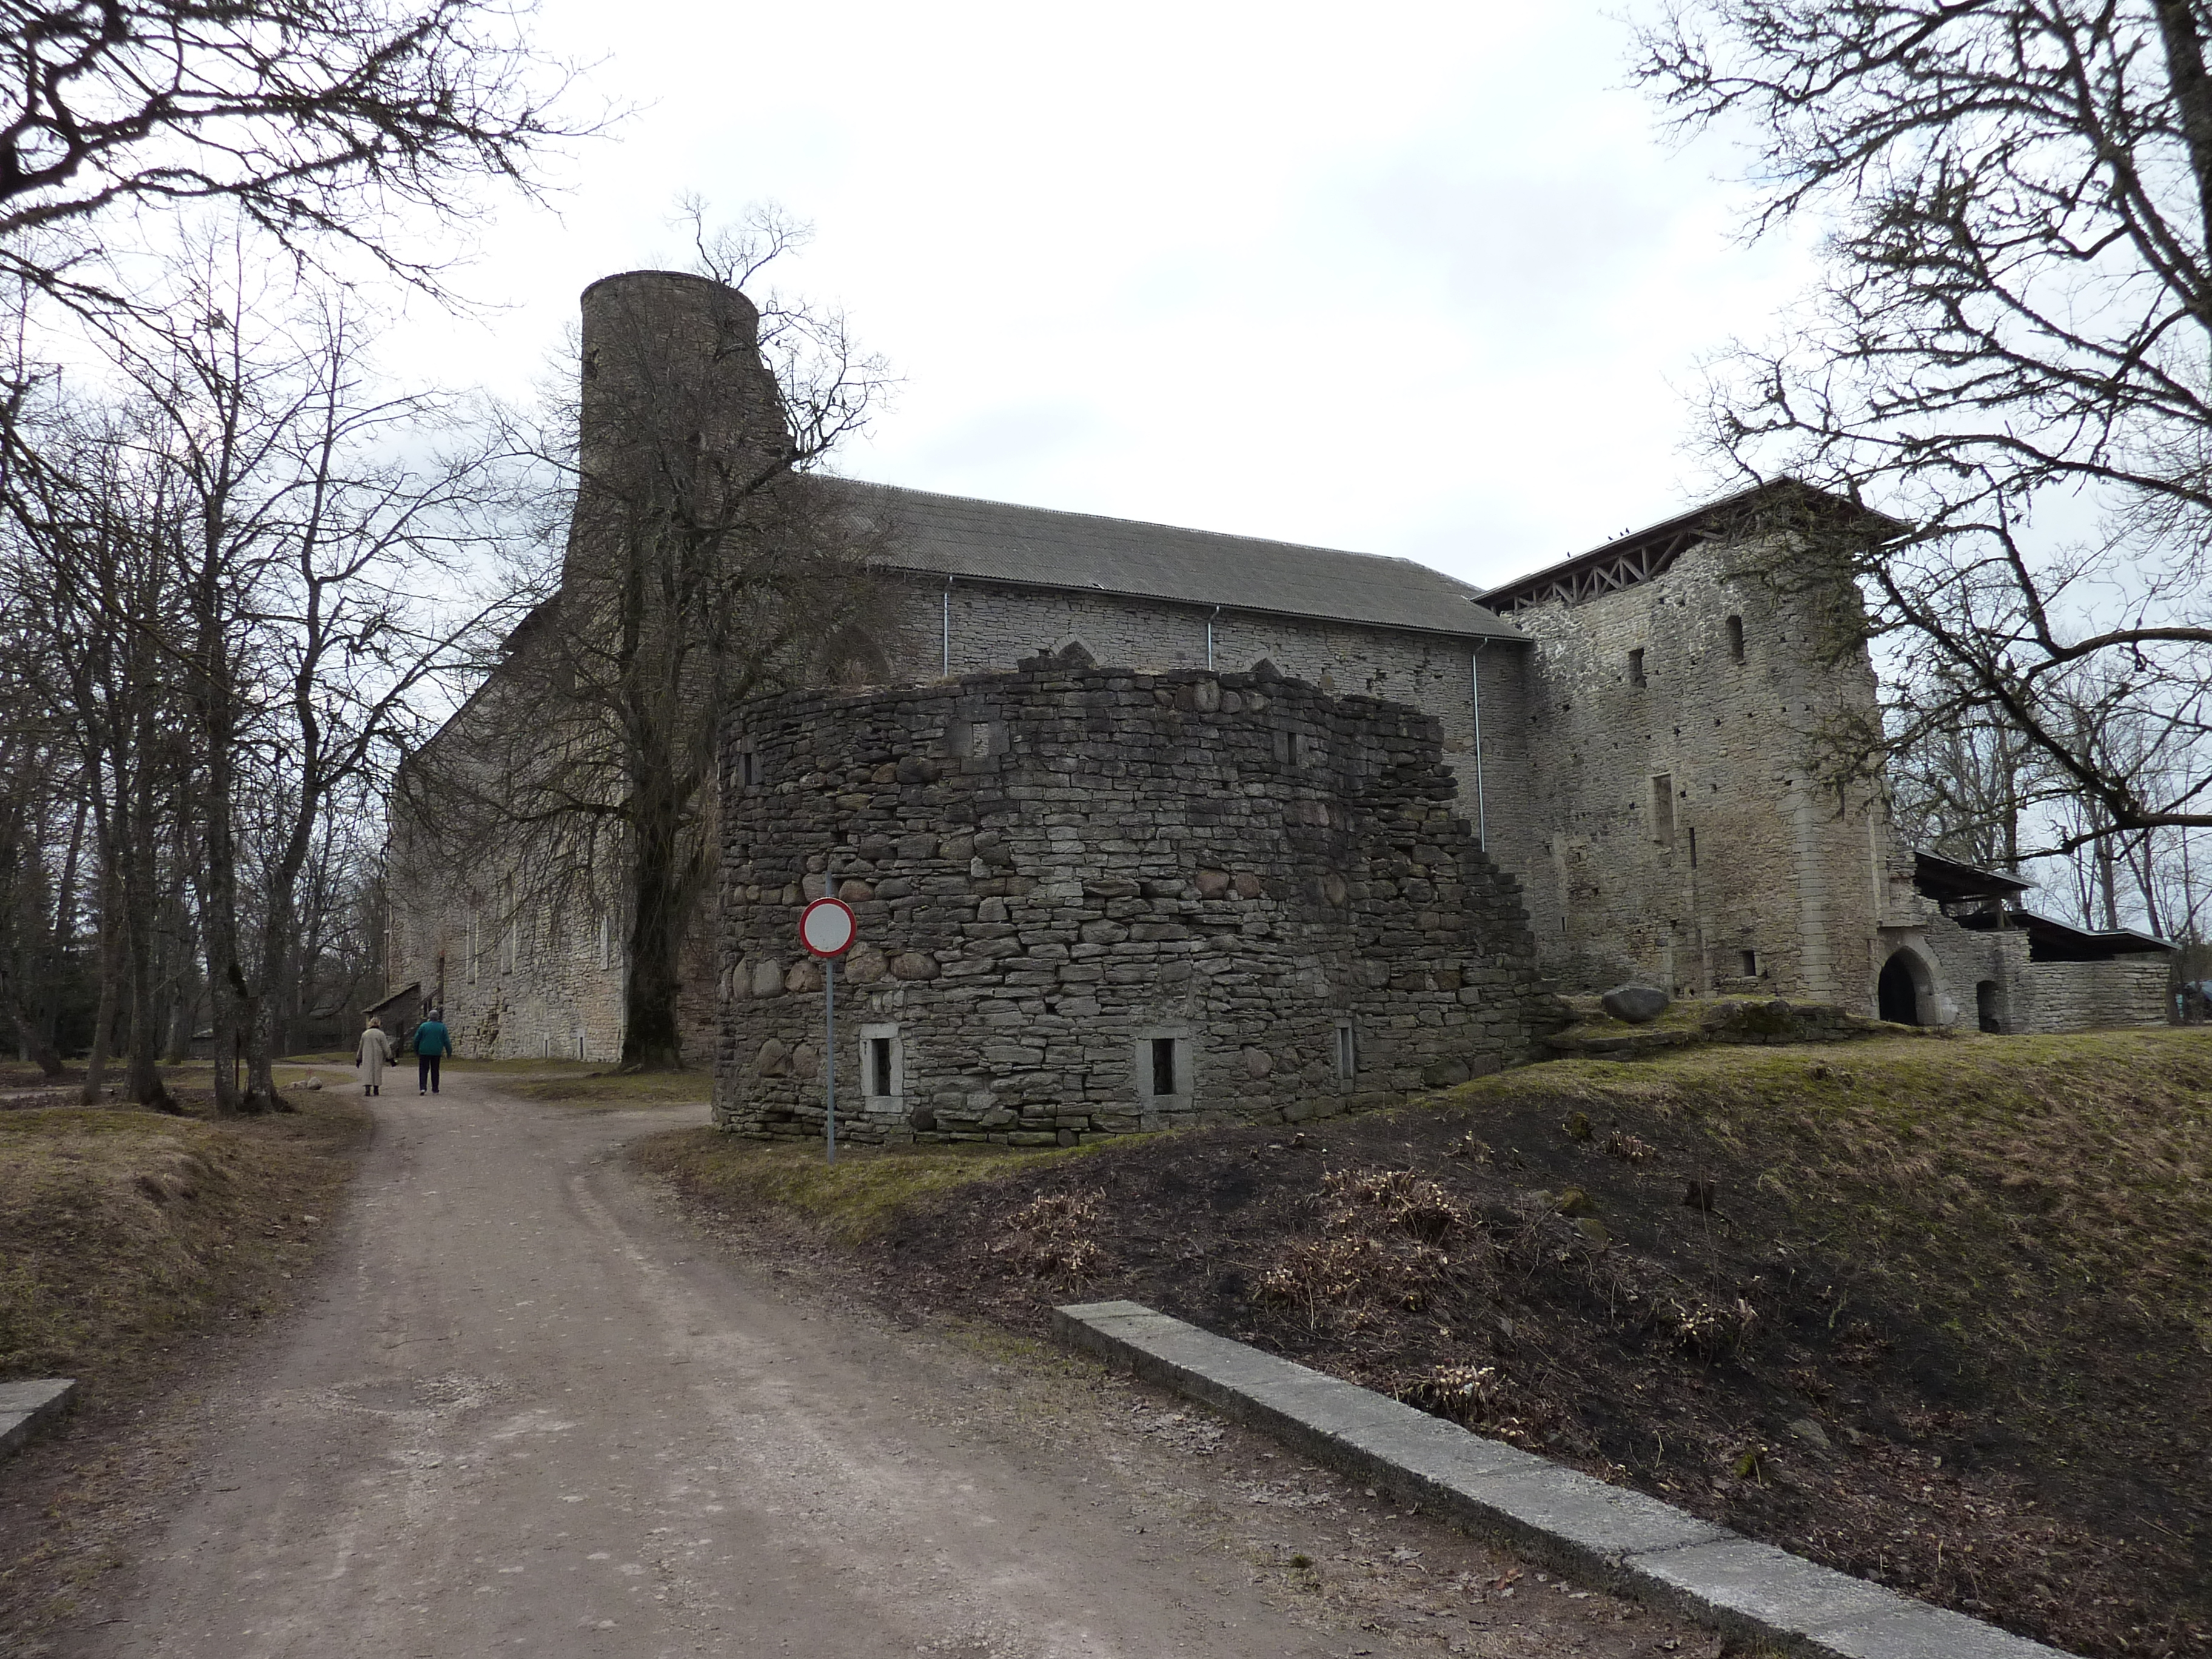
[414,1009,454,1094]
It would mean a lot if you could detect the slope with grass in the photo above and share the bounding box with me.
[632,1028,2212,1659]
[0,1082,368,1652]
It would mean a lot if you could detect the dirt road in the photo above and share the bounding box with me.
[64,1075,1700,1659]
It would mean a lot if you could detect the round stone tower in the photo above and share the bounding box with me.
[713,654,1563,1146]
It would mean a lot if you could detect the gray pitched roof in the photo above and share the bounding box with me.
[830,480,1523,642]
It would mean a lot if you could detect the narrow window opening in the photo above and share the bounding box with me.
[598,911,612,970]
[1741,949,1760,978]
[1687,826,1698,869]
[1150,1037,1177,1098]
[1334,1021,1357,1082]
[866,1037,894,1098]
[1628,648,1647,688]
[1651,774,1675,848]
[1726,615,1745,662]
[736,747,760,789]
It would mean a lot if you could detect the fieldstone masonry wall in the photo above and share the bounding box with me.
[714,657,1563,1145]
[878,577,1531,872]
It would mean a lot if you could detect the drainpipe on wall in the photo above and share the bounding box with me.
[941,577,954,678]
[1471,640,1489,851]
[1207,605,1221,671]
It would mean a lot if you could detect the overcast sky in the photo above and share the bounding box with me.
[385,1,1812,592]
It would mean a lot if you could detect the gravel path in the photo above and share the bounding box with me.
[62,1073,1708,1659]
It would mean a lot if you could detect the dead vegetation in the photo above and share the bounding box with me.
[0,1095,364,1386]
[645,1028,2212,1659]
[0,1082,368,1652]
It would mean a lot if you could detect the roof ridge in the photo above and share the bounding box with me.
[829,477,1466,582]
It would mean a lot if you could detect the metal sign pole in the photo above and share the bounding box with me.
[798,878,856,1171]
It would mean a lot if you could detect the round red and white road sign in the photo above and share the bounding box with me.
[799,896,857,959]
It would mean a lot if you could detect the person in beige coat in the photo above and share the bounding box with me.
[357,1016,395,1096]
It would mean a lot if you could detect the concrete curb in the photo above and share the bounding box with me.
[0,1378,76,1462]
[1054,1300,2073,1659]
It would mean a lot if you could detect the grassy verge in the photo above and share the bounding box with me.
[0,1093,367,1391]
[0,1081,367,1652]
[637,1027,2212,1659]
[629,1132,1109,1244]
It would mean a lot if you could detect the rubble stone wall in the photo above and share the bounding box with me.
[868,575,1535,876]
[712,658,1563,1145]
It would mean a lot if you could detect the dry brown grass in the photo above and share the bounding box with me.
[1446,1028,2212,1370]
[0,1097,366,1392]
[628,1129,1115,1244]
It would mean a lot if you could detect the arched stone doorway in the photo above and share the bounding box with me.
[1877,950,1932,1025]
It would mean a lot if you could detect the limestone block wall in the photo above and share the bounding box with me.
[1916,914,2033,1031]
[384,828,632,1062]
[1506,539,1888,1012]
[713,659,1561,1145]
[2013,959,2172,1032]
[870,577,1540,877]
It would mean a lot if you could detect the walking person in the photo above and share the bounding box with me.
[355,1016,395,1096]
[414,1008,454,1095]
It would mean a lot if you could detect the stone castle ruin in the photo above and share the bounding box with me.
[385,270,2172,1128]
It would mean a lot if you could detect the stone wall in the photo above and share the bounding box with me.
[713,656,1562,1145]
[870,574,1530,866]
[1505,538,1890,1012]
[2014,958,2172,1032]
[386,799,633,1062]
[1895,912,2170,1033]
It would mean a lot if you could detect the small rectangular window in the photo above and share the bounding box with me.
[859,1024,902,1102]
[1651,774,1675,848]
[1334,1021,1357,1082]
[1726,615,1745,662]
[736,748,760,788]
[1628,648,1646,688]
[1741,949,1760,978]
[1150,1037,1177,1097]
[1687,826,1698,869]
[598,911,612,970]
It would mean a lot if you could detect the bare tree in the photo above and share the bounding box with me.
[402,208,897,1070]
[0,0,600,315]
[0,248,524,1110]
[1,394,196,1107]
[1637,1,2212,860]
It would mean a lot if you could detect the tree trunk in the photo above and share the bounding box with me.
[620,799,689,1070]
[34,799,84,1068]
[80,862,120,1104]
